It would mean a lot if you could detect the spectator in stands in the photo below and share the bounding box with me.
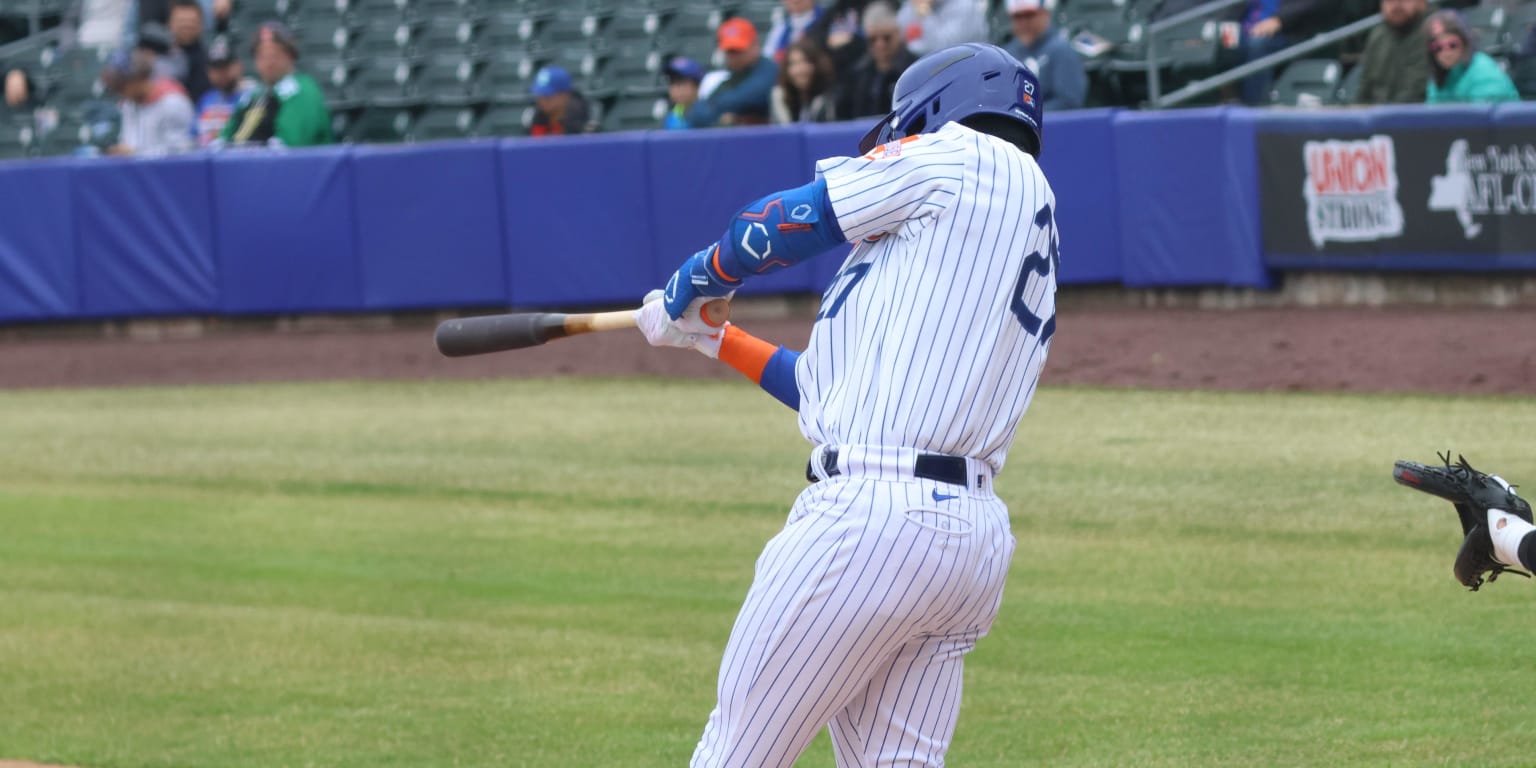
[219,22,333,147]
[125,0,230,46]
[806,0,870,75]
[1424,9,1521,104]
[1354,0,1430,104]
[690,18,777,127]
[896,0,988,55]
[168,0,212,103]
[1231,0,1332,105]
[195,34,250,146]
[836,1,915,118]
[662,56,704,130]
[528,65,597,136]
[765,0,825,65]
[771,38,838,123]
[1003,0,1086,111]
[3,69,34,109]
[1515,19,1536,99]
[103,48,194,156]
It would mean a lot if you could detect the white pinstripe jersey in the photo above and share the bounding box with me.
[797,121,1059,473]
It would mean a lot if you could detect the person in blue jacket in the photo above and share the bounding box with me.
[686,17,779,127]
[1002,0,1086,111]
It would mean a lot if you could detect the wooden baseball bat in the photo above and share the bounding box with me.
[434,299,730,358]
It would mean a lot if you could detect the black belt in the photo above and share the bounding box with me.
[806,448,970,486]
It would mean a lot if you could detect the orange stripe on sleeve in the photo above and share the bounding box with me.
[717,325,777,385]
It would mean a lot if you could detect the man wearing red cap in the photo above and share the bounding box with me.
[686,17,779,127]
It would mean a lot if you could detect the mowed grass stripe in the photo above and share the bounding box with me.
[1,379,1534,767]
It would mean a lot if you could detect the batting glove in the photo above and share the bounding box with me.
[635,290,726,358]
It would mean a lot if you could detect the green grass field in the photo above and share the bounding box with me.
[2,378,1534,767]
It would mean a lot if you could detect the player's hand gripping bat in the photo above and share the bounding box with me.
[434,299,730,357]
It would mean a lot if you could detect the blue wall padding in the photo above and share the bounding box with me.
[212,146,361,313]
[352,142,508,309]
[499,133,659,307]
[0,159,79,321]
[74,155,218,316]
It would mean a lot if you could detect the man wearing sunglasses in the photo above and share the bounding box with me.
[836,1,917,119]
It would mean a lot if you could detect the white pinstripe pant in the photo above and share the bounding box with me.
[691,460,1016,768]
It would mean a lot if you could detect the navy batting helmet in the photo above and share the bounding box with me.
[857,42,1044,157]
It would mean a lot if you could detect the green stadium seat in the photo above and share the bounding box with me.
[0,117,37,161]
[349,17,420,58]
[662,3,725,47]
[354,56,423,103]
[347,103,419,142]
[414,106,482,140]
[420,54,486,105]
[1335,60,1364,104]
[555,48,614,96]
[294,17,352,57]
[1461,4,1508,54]
[1267,57,1342,107]
[479,101,532,136]
[419,16,482,56]
[607,44,665,94]
[305,54,359,106]
[482,10,545,51]
[482,48,548,101]
[542,7,608,51]
[601,90,665,133]
[604,7,666,49]
[339,0,409,23]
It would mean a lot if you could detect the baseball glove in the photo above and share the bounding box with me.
[1393,451,1534,591]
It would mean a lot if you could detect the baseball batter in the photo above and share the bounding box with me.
[636,42,1057,767]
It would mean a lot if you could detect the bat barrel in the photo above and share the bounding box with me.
[435,313,569,357]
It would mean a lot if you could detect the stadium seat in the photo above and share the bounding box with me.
[1504,2,1536,56]
[419,16,482,56]
[479,102,532,136]
[419,54,485,105]
[0,117,36,160]
[414,105,481,140]
[1332,60,1363,103]
[606,44,665,94]
[354,56,423,103]
[338,0,409,23]
[1461,4,1507,54]
[1268,57,1342,107]
[347,103,419,142]
[605,7,666,49]
[308,54,361,106]
[555,48,614,96]
[482,9,545,51]
[349,17,420,58]
[542,7,607,51]
[482,48,547,101]
[294,18,352,56]
[601,90,665,133]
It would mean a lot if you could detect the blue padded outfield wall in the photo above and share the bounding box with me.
[2,103,1534,322]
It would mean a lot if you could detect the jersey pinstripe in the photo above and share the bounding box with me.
[798,121,1059,474]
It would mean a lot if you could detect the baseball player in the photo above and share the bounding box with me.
[636,42,1057,767]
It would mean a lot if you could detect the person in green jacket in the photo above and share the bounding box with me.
[220,21,334,147]
[1424,9,1521,104]
[1354,0,1430,104]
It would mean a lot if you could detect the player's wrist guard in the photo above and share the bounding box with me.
[664,178,845,320]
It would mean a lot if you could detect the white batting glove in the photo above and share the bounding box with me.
[635,290,726,358]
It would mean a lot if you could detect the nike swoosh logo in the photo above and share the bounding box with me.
[931,489,959,502]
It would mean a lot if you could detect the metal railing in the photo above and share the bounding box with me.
[1144,0,1247,104]
[1151,13,1383,108]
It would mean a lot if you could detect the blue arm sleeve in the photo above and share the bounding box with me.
[664,177,846,316]
[759,348,801,410]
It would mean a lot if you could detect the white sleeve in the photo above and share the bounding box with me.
[814,125,967,242]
